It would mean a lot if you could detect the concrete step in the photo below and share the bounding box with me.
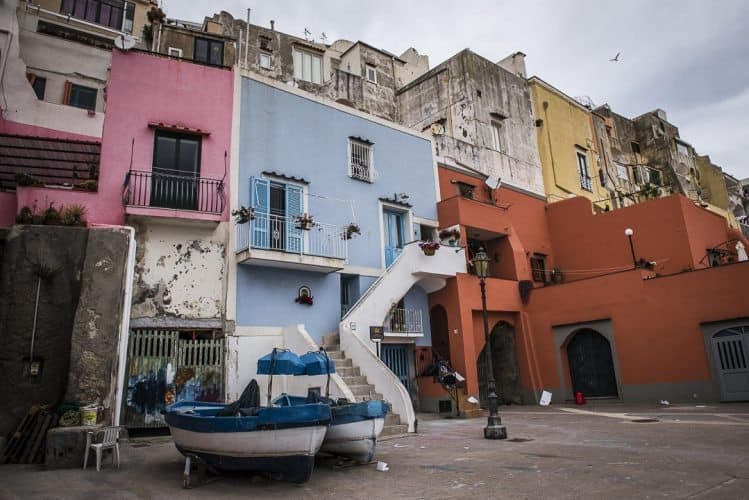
[322,333,340,346]
[335,366,360,377]
[321,344,340,353]
[332,358,352,368]
[380,424,409,438]
[384,413,401,426]
[326,351,345,360]
[356,393,383,402]
[341,375,368,385]
[347,384,376,395]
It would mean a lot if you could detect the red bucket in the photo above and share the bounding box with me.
[575,391,586,405]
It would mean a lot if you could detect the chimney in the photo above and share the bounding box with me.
[270,20,275,31]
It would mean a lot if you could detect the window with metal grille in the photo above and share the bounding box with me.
[577,151,592,191]
[530,254,547,282]
[349,138,374,182]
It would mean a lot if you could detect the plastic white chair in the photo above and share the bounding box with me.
[82,426,121,471]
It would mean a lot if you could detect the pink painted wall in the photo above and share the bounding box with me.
[0,192,16,227]
[99,51,234,222]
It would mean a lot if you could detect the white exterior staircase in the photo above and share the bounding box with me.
[338,243,467,432]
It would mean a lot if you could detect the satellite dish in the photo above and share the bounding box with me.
[485,176,501,190]
[114,34,136,51]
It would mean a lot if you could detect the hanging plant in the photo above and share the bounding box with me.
[232,206,255,224]
[344,222,361,240]
[295,285,313,306]
[295,213,315,230]
[518,280,534,305]
[419,241,441,256]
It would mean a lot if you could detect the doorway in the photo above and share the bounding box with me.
[566,329,618,398]
[711,326,749,401]
[477,321,523,406]
[381,343,413,394]
[429,305,451,363]
[383,209,406,267]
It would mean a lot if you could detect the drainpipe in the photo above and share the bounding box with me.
[0,29,12,109]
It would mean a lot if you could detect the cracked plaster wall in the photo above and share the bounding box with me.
[130,220,227,321]
[398,50,544,195]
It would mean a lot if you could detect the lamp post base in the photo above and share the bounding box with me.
[484,415,507,440]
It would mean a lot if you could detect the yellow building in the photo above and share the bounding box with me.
[695,155,740,229]
[529,77,609,211]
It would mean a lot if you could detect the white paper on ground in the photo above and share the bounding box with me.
[539,390,552,406]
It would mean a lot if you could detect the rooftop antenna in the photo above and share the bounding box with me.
[320,32,328,43]
[303,27,312,41]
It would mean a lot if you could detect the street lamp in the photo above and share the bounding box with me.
[472,247,508,440]
[624,228,637,268]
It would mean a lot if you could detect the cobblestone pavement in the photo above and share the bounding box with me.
[1,403,748,499]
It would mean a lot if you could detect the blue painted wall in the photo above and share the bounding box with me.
[236,78,438,342]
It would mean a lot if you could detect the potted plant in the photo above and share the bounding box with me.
[231,206,255,224]
[74,180,98,192]
[419,241,441,256]
[439,228,461,246]
[344,222,361,240]
[15,172,43,187]
[295,213,315,230]
[61,204,87,226]
[295,286,314,306]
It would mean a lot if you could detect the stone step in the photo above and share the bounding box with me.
[321,344,340,353]
[348,384,376,395]
[380,424,409,438]
[384,413,401,426]
[341,375,368,385]
[326,351,345,360]
[356,393,383,402]
[322,333,340,346]
[334,366,360,377]
[332,358,352,368]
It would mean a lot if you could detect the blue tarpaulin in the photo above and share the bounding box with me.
[300,351,336,376]
[257,349,306,375]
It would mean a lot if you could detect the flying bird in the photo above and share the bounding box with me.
[609,52,621,62]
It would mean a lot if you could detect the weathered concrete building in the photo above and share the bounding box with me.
[200,11,429,122]
[153,15,237,67]
[397,50,544,196]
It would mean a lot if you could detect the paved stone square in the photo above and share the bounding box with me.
[1,403,748,499]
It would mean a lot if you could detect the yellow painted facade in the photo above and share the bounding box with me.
[530,78,609,211]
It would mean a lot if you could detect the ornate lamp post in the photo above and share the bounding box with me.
[472,247,507,440]
[624,228,637,269]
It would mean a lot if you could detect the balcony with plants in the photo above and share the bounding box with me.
[234,209,349,273]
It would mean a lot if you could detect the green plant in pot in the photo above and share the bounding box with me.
[439,228,461,246]
[61,204,87,226]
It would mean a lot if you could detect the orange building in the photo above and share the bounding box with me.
[420,164,749,413]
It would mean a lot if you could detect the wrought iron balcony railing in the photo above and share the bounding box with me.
[124,169,225,214]
[235,212,347,260]
[385,308,424,336]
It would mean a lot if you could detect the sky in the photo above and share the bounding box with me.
[164,0,749,180]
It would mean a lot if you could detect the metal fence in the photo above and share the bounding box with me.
[124,169,225,214]
[385,308,424,336]
[235,212,347,260]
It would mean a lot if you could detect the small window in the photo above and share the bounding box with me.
[490,120,502,151]
[599,168,606,187]
[676,141,690,157]
[259,52,272,69]
[60,0,135,32]
[647,168,662,186]
[530,254,546,282]
[167,47,183,58]
[349,139,374,182]
[577,151,592,191]
[365,64,377,84]
[454,181,475,199]
[27,74,46,100]
[194,37,224,66]
[65,83,97,111]
[631,141,641,155]
[293,48,323,84]
[632,165,643,184]
[616,163,629,182]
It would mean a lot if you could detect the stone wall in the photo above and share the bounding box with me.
[0,226,130,436]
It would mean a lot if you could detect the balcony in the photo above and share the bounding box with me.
[235,213,347,273]
[384,308,423,337]
[123,170,225,223]
[437,195,511,238]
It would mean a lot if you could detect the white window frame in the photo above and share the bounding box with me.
[348,139,376,182]
[577,150,592,191]
[490,120,503,151]
[293,48,323,84]
[259,52,271,70]
[167,47,183,58]
[616,163,629,182]
[365,64,377,84]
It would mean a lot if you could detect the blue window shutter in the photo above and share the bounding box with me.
[250,176,270,249]
[285,184,303,253]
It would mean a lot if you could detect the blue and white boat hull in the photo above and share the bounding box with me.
[320,416,385,464]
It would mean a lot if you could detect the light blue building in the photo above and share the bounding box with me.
[230,75,465,430]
